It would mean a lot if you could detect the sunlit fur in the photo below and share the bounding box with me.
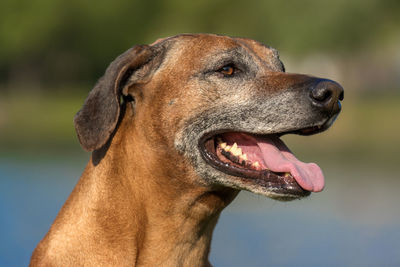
[31,34,341,267]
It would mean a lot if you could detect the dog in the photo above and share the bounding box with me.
[30,34,343,266]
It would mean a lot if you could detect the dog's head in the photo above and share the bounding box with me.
[74,34,343,201]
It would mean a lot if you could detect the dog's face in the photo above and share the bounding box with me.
[74,34,343,201]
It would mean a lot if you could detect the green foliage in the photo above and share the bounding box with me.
[0,0,399,86]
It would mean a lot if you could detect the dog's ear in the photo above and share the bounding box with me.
[74,45,160,151]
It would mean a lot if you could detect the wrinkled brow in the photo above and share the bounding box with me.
[235,39,286,72]
[200,47,258,72]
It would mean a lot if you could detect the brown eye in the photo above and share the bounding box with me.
[219,65,235,76]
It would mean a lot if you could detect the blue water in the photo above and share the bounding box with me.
[1,159,400,266]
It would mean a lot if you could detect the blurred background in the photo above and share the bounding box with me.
[0,0,399,266]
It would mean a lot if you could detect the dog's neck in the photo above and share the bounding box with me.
[49,118,238,266]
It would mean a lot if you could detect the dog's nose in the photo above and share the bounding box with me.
[309,79,344,113]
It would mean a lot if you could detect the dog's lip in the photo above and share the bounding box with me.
[198,130,315,199]
[279,116,337,137]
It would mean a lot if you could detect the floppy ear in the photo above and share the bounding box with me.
[74,45,156,151]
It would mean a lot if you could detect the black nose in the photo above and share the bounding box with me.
[309,79,344,113]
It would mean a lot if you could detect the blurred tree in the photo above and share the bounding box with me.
[0,0,399,89]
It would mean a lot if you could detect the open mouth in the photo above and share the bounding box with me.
[199,128,326,199]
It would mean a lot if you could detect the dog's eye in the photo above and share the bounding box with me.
[218,64,235,76]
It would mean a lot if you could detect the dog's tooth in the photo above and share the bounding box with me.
[224,145,231,152]
[230,143,238,154]
[240,154,247,161]
[220,142,227,149]
[284,172,291,177]
[232,147,242,157]
[252,161,260,169]
[231,143,244,157]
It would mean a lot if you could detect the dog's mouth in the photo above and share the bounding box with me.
[199,127,326,200]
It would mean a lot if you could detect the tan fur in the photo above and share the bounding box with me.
[30,34,342,266]
[31,108,237,266]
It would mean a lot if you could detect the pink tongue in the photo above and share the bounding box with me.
[252,134,324,192]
